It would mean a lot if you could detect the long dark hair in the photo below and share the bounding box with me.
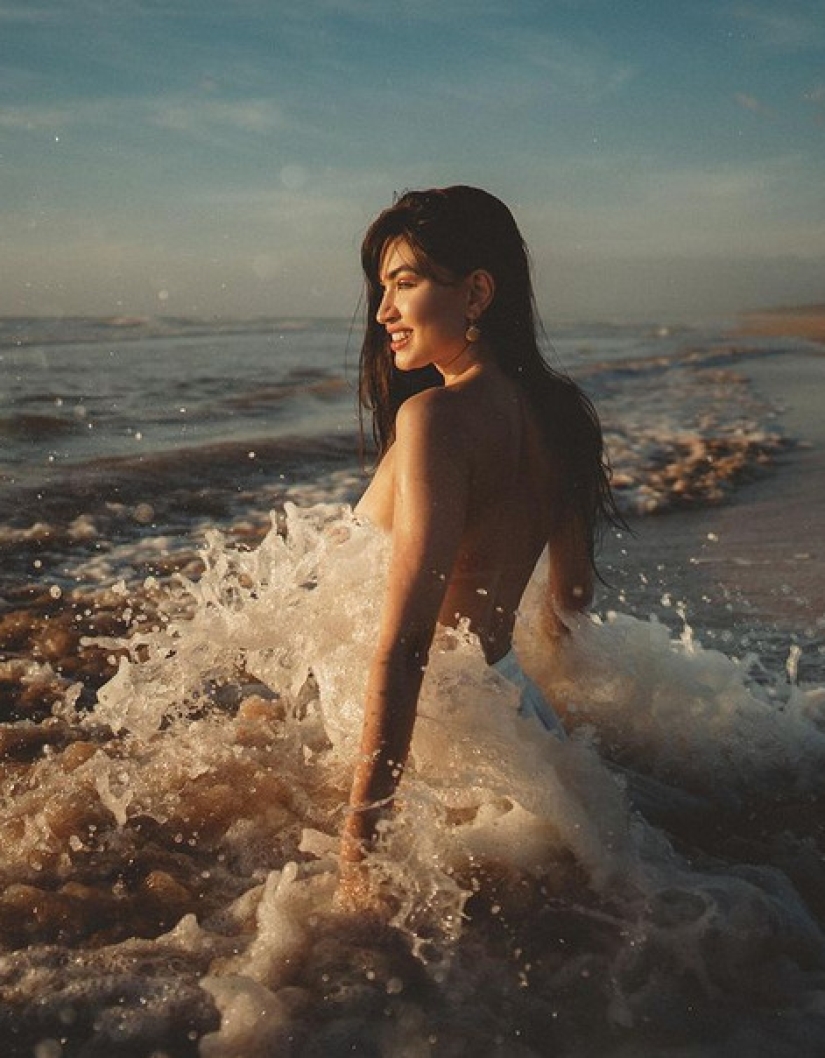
[358,185,622,564]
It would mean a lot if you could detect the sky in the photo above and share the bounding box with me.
[2,0,823,322]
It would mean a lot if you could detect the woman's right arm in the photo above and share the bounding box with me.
[337,390,470,907]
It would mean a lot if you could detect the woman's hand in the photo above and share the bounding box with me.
[335,800,387,914]
[334,842,397,919]
[334,856,372,912]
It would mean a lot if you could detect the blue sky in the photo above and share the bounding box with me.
[2,0,823,321]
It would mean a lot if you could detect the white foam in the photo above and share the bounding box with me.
[6,503,825,1054]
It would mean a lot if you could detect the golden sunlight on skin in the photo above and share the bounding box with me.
[339,244,593,910]
[373,239,477,377]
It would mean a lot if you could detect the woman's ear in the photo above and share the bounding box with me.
[467,269,495,316]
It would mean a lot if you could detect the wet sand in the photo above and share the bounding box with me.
[599,346,825,681]
[738,305,825,346]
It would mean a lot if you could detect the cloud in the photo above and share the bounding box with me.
[0,0,193,18]
[803,81,825,124]
[734,92,775,118]
[482,26,636,102]
[0,0,162,23]
[730,3,825,51]
[149,98,286,135]
[0,95,288,139]
[523,153,825,261]
[0,104,75,129]
[271,0,505,25]
[0,3,61,22]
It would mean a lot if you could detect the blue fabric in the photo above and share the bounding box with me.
[492,648,567,740]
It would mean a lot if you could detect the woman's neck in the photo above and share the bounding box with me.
[438,344,493,387]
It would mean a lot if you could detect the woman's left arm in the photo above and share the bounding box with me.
[339,389,470,893]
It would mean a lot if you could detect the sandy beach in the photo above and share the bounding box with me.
[738,304,825,346]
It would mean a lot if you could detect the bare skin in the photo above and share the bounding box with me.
[336,240,592,910]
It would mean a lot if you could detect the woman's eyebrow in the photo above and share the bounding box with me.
[380,263,421,283]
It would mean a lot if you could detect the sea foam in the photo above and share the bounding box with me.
[4,505,824,1055]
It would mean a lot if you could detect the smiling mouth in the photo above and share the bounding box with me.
[389,330,412,350]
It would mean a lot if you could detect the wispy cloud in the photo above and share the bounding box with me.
[271,0,506,25]
[0,104,73,129]
[0,3,61,22]
[731,3,825,51]
[0,0,160,23]
[2,1,823,318]
[803,81,825,124]
[150,98,286,135]
[0,0,193,19]
[734,92,775,118]
[485,26,636,102]
[0,95,288,139]
[524,153,825,260]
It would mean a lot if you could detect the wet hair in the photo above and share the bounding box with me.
[358,185,623,564]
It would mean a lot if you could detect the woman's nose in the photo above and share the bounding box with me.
[376,289,397,324]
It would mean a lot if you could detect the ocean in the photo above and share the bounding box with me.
[2,315,825,1056]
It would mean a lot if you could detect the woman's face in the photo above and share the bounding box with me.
[375,238,472,373]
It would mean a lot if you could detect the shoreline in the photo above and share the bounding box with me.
[598,341,825,681]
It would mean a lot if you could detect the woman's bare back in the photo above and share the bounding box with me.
[356,365,581,661]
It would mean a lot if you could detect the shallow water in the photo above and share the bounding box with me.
[2,318,825,1055]
[2,505,825,1056]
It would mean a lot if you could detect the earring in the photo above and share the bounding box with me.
[465,319,481,343]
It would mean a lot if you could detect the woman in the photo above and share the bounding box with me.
[337,186,620,908]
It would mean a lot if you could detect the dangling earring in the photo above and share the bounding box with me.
[465,319,481,343]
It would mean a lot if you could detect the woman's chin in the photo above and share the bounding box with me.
[393,351,421,372]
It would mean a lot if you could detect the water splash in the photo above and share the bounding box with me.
[4,505,825,1056]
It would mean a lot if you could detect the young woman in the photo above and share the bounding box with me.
[337,186,620,908]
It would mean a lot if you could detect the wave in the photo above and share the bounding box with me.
[2,505,825,1055]
[587,344,791,514]
[223,374,348,413]
[0,315,348,351]
[0,430,362,530]
[0,411,81,439]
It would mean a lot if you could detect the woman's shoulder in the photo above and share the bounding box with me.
[396,385,464,431]
[394,386,474,462]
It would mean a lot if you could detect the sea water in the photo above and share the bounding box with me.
[2,317,825,1056]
